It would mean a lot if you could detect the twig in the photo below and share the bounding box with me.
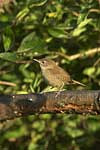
[56,47,100,61]
[0,81,16,86]
[0,48,100,64]
[15,60,32,64]
[93,58,100,67]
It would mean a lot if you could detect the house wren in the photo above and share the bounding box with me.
[34,58,85,89]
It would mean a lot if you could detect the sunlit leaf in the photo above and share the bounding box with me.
[16,7,30,23]
[72,18,92,37]
[48,27,67,38]
[29,0,48,7]
[83,67,96,76]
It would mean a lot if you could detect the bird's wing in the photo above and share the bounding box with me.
[48,66,71,82]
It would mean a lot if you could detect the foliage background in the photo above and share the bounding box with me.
[0,0,100,149]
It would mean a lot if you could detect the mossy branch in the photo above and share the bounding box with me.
[0,90,100,121]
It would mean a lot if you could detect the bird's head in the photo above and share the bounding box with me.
[34,58,57,69]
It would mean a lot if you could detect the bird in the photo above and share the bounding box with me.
[34,58,85,91]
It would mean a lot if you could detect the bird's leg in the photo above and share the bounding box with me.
[55,82,65,98]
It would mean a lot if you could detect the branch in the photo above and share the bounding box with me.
[56,47,100,61]
[0,81,16,86]
[0,90,100,121]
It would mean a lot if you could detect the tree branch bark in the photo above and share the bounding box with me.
[0,90,100,121]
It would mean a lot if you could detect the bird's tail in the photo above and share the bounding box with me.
[72,79,86,87]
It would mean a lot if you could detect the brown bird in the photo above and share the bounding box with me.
[34,58,85,90]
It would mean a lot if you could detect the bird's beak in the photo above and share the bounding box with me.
[33,59,41,64]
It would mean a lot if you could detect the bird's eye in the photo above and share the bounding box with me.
[42,61,46,64]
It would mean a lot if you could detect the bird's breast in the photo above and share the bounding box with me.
[41,68,69,88]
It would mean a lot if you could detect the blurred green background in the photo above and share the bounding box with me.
[0,0,100,149]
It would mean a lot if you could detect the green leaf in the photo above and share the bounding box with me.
[0,52,18,62]
[18,32,47,53]
[83,67,96,76]
[3,27,14,51]
[48,27,67,38]
[78,18,92,28]
[16,7,30,23]
[0,33,5,52]
[4,126,27,139]
[72,18,92,37]
[29,0,48,7]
